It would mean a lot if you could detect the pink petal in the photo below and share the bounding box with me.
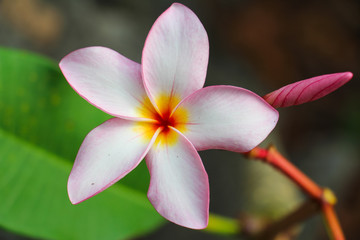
[142,3,209,113]
[175,86,279,152]
[263,72,353,108]
[60,47,155,121]
[68,118,159,204]
[146,128,209,229]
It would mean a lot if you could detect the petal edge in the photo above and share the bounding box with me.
[68,118,159,204]
[146,127,209,229]
[142,3,209,114]
[60,46,154,121]
[175,86,278,152]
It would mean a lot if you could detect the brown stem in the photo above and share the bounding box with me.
[252,199,321,240]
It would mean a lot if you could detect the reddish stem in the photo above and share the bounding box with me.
[322,203,345,240]
[248,146,322,199]
[268,146,323,199]
[247,146,345,239]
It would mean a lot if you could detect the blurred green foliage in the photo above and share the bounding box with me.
[0,48,164,240]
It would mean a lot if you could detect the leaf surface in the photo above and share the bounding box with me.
[0,48,163,240]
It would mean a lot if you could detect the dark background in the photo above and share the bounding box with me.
[0,0,359,239]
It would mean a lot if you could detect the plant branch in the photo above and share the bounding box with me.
[247,146,322,199]
[322,203,345,240]
[252,199,320,239]
[246,146,345,240]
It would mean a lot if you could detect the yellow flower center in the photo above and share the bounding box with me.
[135,94,188,146]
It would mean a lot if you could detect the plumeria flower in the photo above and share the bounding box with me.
[60,3,278,229]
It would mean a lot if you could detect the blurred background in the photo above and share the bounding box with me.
[0,0,359,239]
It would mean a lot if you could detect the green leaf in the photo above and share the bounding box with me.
[0,48,164,239]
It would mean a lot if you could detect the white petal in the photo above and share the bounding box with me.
[175,86,279,152]
[60,46,156,120]
[142,3,209,113]
[68,118,159,204]
[146,128,209,229]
